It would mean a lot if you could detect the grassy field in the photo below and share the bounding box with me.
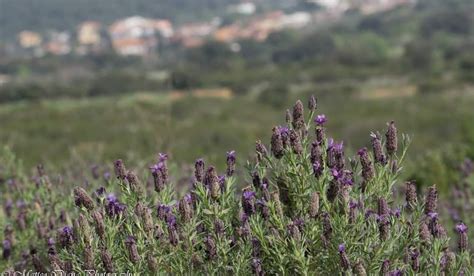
[1,84,474,183]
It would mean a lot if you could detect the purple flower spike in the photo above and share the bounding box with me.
[338,243,346,253]
[456,223,468,233]
[315,114,327,126]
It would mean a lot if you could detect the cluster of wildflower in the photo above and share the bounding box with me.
[444,158,474,252]
[0,98,472,274]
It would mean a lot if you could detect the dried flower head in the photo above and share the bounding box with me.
[289,129,303,155]
[385,121,398,156]
[292,100,305,131]
[405,181,417,211]
[225,150,236,177]
[371,132,386,164]
[424,185,438,215]
[308,95,317,112]
[114,159,126,180]
[194,158,205,183]
[271,126,284,159]
[309,192,320,218]
[125,236,140,263]
[126,170,142,196]
[100,248,114,272]
[73,187,95,211]
[255,140,268,163]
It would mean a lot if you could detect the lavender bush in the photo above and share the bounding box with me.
[0,98,472,274]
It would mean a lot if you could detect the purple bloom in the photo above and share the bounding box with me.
[47,238,55,247]
[106,193,117,202]
[158,153,168,162]
[331,168,340,179]
[357,147,367,156]
[349,200,358,209]
[365,209,375,219]
[166,214,177,228]
[315,114,327,126]
[157,204,171,220]
[105,194,126,217]
[149,163,163,174]
[96,186,106,197]
[391,208,401,218]
[456,223,468,233]
[243,190,256,200]
[427,212,438,219]
[389,269,403,276]
[338,243,346,253]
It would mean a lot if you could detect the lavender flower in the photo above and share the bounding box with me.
[338,243,350,271]
[385,121,397,156]
[424,185,438,215]
[349,200,358,224]
[168,224,179,246]
[353,260,367,276]
[419,222,431,242]
[456,223,468,251]
[242,188,256,216]
[289,129,303,155]
[125,236,140,263]
[271,127,284,158]
[378,215,390,241]
[310,192,320,218]
[179,195,193,223]
[57,226,74,248]
[378,198,389,217]
[381,259,390,274]
[2,240,11,260]
[315,127,325,145]
[441,249,455,272]
[113,159,126,180]
[308,95,317,112]
[292,100,305,131]
[251,237,261,257]
[358,148,374,188]
[194,158,205,182]
[92,211,105,239]
[226,150,236,177]
[126,170,142,196]
[205,236,216,260]
[287,222,302,241]
[255,140,268,163]
[251,258,264,276]
[322,212,332,240]
[315,114,327,126]
[334,141,345,170]
[214,219,225,236]
[405,181,417,211]
[410,249,420,272]
[100,248,114,272]
[371,132,386,164]
[73,187,95,211]
[105,194,126,218]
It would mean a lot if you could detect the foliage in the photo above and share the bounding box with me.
[0,98,472,274]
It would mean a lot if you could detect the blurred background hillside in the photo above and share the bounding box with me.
[0,0,474,190]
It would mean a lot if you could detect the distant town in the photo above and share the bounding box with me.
[6,0,413,58]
